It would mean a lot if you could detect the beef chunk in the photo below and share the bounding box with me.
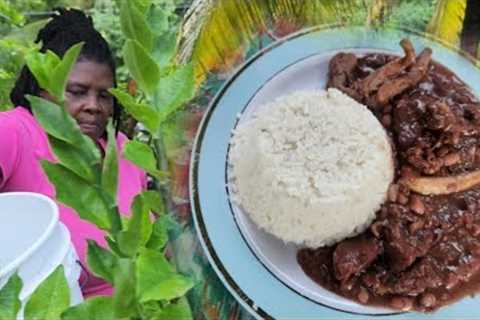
[333,236,382,282]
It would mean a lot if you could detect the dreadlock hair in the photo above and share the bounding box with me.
[10,7,121,132]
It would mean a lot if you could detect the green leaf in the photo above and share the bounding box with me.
[25,50,62,95]
[160,114,187,156]
[48,136,98,183]
[24,266,70,320]
[116,194,153,257]
[6,19,49,43]
[136,248,194,302]
[41,162,111,230]
[102,121,119,201]
[45,50,61,67]
[28,95,101,170]
[61,296,114,320]
[105,236,125,257]
[0,273,23,320]
[140,190,164,214]
[139,300,162,319]
[28,95,73,142]
[120,216,130,230]
[113,259,137,318]
[132,0,152,14]
[25,51,52,92]
[146,215,169,250]
[152,32,176,68]
[140,297,192,320]
[101,121,122,234]
[156,63,195,121]
[0,0,25,26]
[86,240,116,284]
[152,297,192,320]
[157,0,177,16]
[148,7,169,36]
[49,43,83,101]
[123,140,166,178]
[108,210,122,236]
[120,0,153,52]
[25,44,83,103]
[110,88,160,134]
[123,39,159,96]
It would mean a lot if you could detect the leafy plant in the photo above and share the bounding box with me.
[0,1,196,319]
[0,6,47,110]
[0,0,71,110]
[384,0,437,31]
[0,274,22,319]
[0,0,97,110]
[23,266,70,320]
[0,0,25,32]
[110,0,195,205]
[0,267,71,320]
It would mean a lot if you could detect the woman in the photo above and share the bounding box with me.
[0,8,146,297]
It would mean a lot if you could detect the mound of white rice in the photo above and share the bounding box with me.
[228,88,393,248]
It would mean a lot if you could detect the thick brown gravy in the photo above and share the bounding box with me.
[297,42,480,312]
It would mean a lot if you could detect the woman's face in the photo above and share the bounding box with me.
[61,59,114,140]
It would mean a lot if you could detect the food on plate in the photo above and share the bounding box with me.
[298,39,480,312]
[228,89,393,248]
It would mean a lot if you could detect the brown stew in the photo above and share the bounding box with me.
[297,40,480,312]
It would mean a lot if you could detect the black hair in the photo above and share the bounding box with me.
[10,7,121,132]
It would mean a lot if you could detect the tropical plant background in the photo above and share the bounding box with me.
[1,0,480,319]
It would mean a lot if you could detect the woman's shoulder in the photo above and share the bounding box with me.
[0,106,51,158]
[0,107,35,132]
[115,131,130,151]
[0,107,21,124]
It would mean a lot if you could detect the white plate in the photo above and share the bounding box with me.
[191,26,480,319]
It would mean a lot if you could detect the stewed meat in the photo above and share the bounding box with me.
[333,236,382,282]
[297,39,480,312]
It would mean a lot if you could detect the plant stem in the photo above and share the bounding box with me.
[153,134,175,213]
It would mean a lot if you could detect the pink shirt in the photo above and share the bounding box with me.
[0,107,146,297]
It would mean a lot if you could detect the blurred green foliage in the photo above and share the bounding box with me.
[91,0,190,83]
[384,0,437,31]
[0,0,67,110]
[0,0,191,124]
[0,0,436,111]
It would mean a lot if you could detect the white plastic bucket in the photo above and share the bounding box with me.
[0,192,83,319]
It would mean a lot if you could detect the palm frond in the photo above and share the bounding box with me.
[427,0,466,47]
[177,0,214,65]
[177,0,420,86]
